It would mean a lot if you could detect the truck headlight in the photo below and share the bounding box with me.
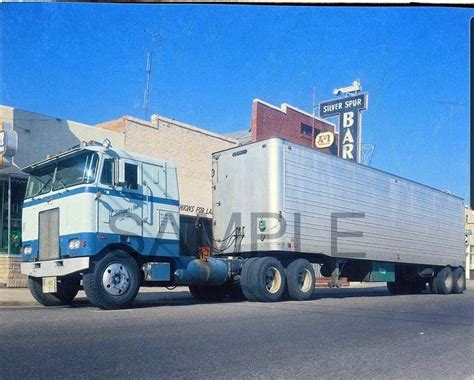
[22,246,32,255]
[68,239,82,250]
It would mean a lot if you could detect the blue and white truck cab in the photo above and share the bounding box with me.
[20,140,230,309]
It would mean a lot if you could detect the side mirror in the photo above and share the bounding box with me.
[114,159,126,187]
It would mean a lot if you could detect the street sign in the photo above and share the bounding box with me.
[320,93,368,163]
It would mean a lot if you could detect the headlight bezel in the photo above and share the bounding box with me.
[68,238,82,250]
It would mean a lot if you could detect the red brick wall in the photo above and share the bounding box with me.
[96,117,127,133]
[251,99,338,155]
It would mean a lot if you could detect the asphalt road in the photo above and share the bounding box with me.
[1,285,473,380]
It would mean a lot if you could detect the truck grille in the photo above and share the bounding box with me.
[39,208,60,261]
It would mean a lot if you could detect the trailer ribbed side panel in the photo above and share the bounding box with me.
[283,142,464,266]
[212,138,465,267]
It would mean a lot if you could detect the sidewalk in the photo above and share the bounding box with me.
[1,281,471,307]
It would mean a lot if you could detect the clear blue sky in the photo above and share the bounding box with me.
[1,5,472,203]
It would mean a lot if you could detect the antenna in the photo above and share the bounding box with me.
[143,51,153,119]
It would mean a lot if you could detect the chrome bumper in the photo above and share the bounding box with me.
[21,257,90,278]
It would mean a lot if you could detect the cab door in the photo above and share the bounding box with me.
[98,158,143,237]
[141,162,179,243]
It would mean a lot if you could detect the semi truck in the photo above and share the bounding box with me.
[20,138,466,309]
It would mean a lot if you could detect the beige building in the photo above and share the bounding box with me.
[96,114,237,218]
[465,206,474,280]
[0,105,125,287]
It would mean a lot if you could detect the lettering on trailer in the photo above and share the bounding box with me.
[319,93,368,163]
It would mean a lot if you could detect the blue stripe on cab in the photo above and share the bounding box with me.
[22,186,179,208]
[22,231,180,261]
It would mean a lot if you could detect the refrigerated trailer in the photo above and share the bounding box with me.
[20,138,465,309]
[211,138,466,300]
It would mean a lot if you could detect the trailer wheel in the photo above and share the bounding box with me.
[451,267,465,294]
[250,257,286,302]
[434,266,453,295]
[189,285,228,301]
[285,259,315,301]
[83,250,140,310]
[28,275,80,306]
[240,258,260,301]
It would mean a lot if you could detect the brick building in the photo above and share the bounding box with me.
[229,99,337,155]
[96,114,238,219]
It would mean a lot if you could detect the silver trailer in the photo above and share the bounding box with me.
[211,138,465,300]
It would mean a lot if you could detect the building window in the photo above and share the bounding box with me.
[0,177,27,255]
[300,123,313,137]
[124,163,138,190]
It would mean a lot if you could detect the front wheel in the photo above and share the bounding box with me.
[83,251,140,310]
[28,275,80,306]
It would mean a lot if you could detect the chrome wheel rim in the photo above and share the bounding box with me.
[264,267,282,294]
[298,269,312,293]
[102,263,131,296]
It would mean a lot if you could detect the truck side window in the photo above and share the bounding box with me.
[124,163,138,190]
[100,159,114,186]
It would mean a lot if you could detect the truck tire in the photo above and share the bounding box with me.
[451,267,465,294]
[28,275,80,306]
[285,259,315,301]
[83,251,140,310]
[189,285,228,301]
[249,257,286,302]
[434,266,453,295]
[240,258,260,301]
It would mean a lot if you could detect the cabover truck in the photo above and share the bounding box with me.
[20,138,465,309]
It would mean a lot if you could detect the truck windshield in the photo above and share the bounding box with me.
[25,151,99,199]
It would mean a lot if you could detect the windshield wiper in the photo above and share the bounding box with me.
[32,177,52,198]
[54,173,68,191]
